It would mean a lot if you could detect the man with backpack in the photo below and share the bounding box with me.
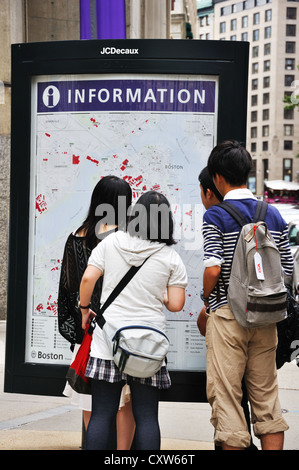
[201,141,293,450]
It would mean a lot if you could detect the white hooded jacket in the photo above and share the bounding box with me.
[88,231,188,360]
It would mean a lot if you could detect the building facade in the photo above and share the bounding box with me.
[198,0,299,196]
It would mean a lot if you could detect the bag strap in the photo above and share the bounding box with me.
[217,201,247,227]
[217,200,268,227]
[93,258,149,330]
[253,200,268,223]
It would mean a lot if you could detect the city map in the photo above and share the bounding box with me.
[26,75,218,371]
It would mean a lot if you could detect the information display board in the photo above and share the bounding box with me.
[5,40,248,400]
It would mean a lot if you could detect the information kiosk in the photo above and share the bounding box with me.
[5,39,249,401]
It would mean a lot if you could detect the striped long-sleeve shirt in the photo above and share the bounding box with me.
[202,190,294,311]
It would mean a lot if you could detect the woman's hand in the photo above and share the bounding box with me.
[81,308,97,330]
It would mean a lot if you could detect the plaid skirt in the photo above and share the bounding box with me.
[85,356,171,390]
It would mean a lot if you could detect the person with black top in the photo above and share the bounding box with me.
[58,175,135,449]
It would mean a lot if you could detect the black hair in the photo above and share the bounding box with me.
[207,140,252,186]
[198,166,223,202]
[128,190,176,246]
[78,175,132,249]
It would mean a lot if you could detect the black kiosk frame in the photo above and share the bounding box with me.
[5,39,249,401]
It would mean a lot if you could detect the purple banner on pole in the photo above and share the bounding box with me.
[37,79,216,114]
[96,0,126,39]
[80,0,126,40]
[80,0,91,39]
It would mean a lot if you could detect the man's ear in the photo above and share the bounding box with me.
[206,188,213,200]
[214,173,223,190]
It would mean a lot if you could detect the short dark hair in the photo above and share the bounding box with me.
[128,191,176,246]
[198,167,223,202]
[207,140,252,186]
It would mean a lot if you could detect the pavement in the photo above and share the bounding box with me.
[0,319,298,451]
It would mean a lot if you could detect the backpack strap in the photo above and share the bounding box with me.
[253,200,268,223]
[217,200,268,226]
[217,201,248,227]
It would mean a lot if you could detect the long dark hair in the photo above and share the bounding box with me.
[128,191,176,246]
[78,175,132,249]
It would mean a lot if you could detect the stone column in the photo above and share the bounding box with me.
[126,0,171,39]
[0,0,25,319]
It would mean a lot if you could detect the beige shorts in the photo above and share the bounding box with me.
[205,306,289,448]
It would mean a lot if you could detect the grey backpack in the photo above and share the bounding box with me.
[218,201,287,328]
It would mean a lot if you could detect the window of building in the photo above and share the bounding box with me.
[262,125,269,137]
[285,74,295,86]
[286,41,296,53]
[263,141,268,151]
[242,32,248,41]
[264,26,271,38]
[284,107,294,119]
[251,126,257,138]
[265,9,272,21]
[231,35,237,40]
[242,15,248,27]
[286,7,297,20]
[253,29,259,41]
[264,60,271,71]
[285,58,295,70]
[263,93,270,104]
[251,95,258,106]
[264,43,271,55]
[251,142,257,153]
[283,158,292,181]
[252,78,258,90]
[263,158,269,183]
[248,159,256,194]
[252,45,259,57]
[253,12,260,24]
[283,158,293,181]
[252,62,259,73]
[251,111,258,122]
[231,18,237,30]
[284,140,293,150]
[263,76,270,88]
[284,124,294,136]
[286,24,296,36]
[263,109,269,120]
[220,22,226,33]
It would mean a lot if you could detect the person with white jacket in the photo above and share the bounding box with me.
[80,191,188,450]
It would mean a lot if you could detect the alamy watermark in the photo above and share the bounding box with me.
[94,196,204,250]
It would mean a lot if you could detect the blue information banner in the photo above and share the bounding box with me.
[37,79,216,114]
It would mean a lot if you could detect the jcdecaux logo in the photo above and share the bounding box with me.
[100,46,139,55]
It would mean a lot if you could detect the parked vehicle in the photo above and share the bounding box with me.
[264,180,299,205]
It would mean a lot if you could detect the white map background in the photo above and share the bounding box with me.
[26,92,217,369]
